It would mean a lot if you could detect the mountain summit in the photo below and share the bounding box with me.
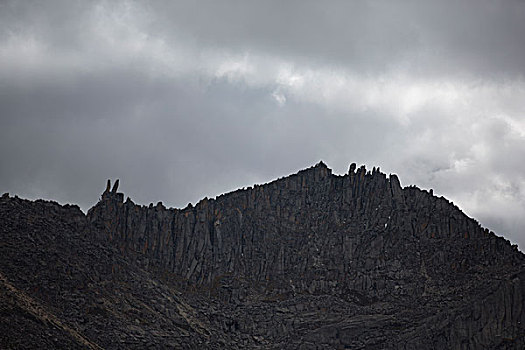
[2,163,524,349]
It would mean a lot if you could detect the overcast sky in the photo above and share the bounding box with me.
[1,0,525,249]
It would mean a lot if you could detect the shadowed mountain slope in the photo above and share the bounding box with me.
[2,162,525,349]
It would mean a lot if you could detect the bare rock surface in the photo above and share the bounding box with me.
[1,162,525,349]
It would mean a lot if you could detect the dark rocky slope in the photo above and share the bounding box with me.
[1,162,525,349]
[0,193,244,349]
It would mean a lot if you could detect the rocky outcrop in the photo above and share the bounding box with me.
[0,195,248,348]
[2,162,525,349]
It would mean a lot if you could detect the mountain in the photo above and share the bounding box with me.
[1,162,524,349]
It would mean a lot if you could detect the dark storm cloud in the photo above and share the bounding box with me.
[149,0,525,77]
[1,0,525,249]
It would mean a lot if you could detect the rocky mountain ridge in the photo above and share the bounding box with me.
[1,162,525,349]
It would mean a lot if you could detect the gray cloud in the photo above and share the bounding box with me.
[147,0,525,77]
[1,0,525,249]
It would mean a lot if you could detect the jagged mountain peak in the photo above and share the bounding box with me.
[2,163,525,349]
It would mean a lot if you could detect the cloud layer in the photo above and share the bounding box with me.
[1,0,525,248]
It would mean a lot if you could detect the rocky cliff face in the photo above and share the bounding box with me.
[2,162,525,349]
